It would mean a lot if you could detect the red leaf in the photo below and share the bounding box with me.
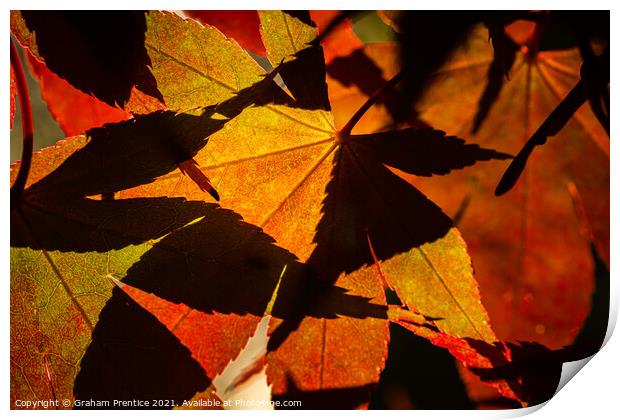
[26,51,131,136]
[185,11,266,56]
[310,10,363,64]
[395,321,519,403]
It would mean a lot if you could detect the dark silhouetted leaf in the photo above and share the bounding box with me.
[12,11,163,108]
[25,50,132,136]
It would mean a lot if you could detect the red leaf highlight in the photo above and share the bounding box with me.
[26,51,130,136]
[395,321,519,403]
[185,11,266,56]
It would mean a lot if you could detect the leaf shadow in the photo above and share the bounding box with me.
[67,199,392,405]
[73,286,209,408]
[11,197,212,252]
[20,11,163,108]
[269,128,511,349]
[120,203,389,321]
[311,129,511,282]
[24,68,285,200]
[326,48,402,119]
[277,45,331,111]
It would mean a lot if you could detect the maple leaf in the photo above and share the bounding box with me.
[324,22,608,406]
[9,34,288,407]
[11,10,514,409]
[310,10,363,64]
[25,50,132,136]
[327,24,609,345]
[116,11,511,402]
[10,10,269,114]
[184,10,266,56]
[11,11,163,108]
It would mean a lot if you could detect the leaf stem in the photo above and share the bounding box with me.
[523,21,544,58]
[337,71,403,140]
[10,39,34,208]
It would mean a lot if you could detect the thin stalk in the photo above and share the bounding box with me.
[524,21,544,58]
[10,39,34,208]
[337,71,403,140]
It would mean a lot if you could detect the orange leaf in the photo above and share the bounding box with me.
[10,11,513,409]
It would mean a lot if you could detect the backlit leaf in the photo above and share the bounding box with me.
[11,11,515,409]
[184,10,266,56]
[327,24,608,406]
[25,50,131,136]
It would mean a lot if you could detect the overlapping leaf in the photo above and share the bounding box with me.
[11,10,515,409]
[10,11,163,109]
[325,23,608,405]
[119,11,510,402]
[10,44,290,407]
[25,50,132,136]
[184,10,266,56]
[310,11,363,64]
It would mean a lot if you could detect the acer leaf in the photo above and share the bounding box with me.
[259,11,330,111]
[11,11,163,108]
[10,11,275,114]
[11,11,513,409]
[22,67,280,200]
[184,10,266,56]
[327,25,608,406]
[329,28,609,346]
[112,11,510,404]
[142,11,274,112]
[11,140,310,407]
[9,51,290,409]
[25,50,131,136]
[10,130,228,404]
[415,25,610,341]
[10,195,212,405]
